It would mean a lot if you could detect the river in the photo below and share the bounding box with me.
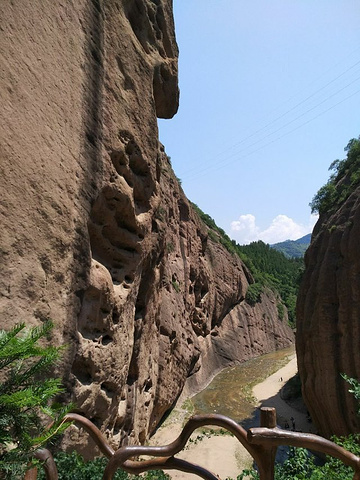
[151,345,298,479]
[189,345,296,426]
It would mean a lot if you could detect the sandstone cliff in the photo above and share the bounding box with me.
[297,182,360,437]
[0,0,293,451]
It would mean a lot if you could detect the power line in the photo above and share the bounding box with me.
[183,86,360,182]
[177,54,360,179]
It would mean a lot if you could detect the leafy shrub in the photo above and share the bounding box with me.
[277,302,285,320]
[238,437,360,480]
[238,468,260,479]
[172,279,180,293]
[37,451,127,480]
[166,242,175,253]
[37,451,171,480]
[0,321,70,478]
[342,374,360,414]
[245,282,263,305]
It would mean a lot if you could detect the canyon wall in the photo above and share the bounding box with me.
[296,184,360,437]
[0,0,293,452]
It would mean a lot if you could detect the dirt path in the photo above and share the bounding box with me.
[149,353,313,479]
[253,355,314,433]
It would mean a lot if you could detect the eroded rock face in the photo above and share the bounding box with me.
[296,185,360,437]
[0,0,293,451]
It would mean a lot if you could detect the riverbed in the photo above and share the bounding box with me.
[149,345,310,479]
[190,345,296,425]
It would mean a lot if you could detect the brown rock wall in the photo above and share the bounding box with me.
[0,0,95,358]
[181,287,294,399]
[0,0,294,452]
[296,185,360,437]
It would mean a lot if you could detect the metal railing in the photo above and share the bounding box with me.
[25,407,360,480]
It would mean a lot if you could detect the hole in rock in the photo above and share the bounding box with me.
[113,419,122,436]
[101,381,117,398]
[102,335,113,345]
[89,417,102,429]
[127,374,137,386]
[72,361,93,386]
[151,219,158,232]
[144,378,153,392]
[112,308,120,325]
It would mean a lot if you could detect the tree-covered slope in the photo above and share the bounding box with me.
[271,233,311,258]
[191,203,303,326]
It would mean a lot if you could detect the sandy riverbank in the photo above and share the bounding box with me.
[149,352,314,480]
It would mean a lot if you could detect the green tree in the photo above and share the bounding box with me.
[0,321,70,478]
[310,135,360,215]
[245,282,263,305]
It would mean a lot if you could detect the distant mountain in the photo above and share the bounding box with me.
[271,233,311,258]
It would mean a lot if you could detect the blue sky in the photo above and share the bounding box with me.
[158,1,360,245]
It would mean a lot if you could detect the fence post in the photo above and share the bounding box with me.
[256,407,277,480]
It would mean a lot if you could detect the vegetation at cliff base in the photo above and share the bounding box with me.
[0,321,70,479]
[310,135,360,215]
[37,451,170,480]
[239,375,360,479]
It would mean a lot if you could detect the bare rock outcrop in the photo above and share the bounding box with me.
[296,184,360,437]
[0,0,293,452]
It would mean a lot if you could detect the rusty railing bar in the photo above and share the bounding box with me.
[248,427,360,474]
[24,408,360,480]
[24,449,58,480]
[102,413,271,480]
[124,456,220,480]
[63,413,115,458]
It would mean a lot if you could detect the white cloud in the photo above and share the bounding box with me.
[230,214,260,244]
[230,213,318,245]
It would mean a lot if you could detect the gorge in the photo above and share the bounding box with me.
[1,0,359,459]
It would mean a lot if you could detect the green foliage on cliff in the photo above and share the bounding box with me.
[310,135,360,215]
[190,202,302,325]
[245,282,263,305]
[238,241,302,326]
[190,202,239,255]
